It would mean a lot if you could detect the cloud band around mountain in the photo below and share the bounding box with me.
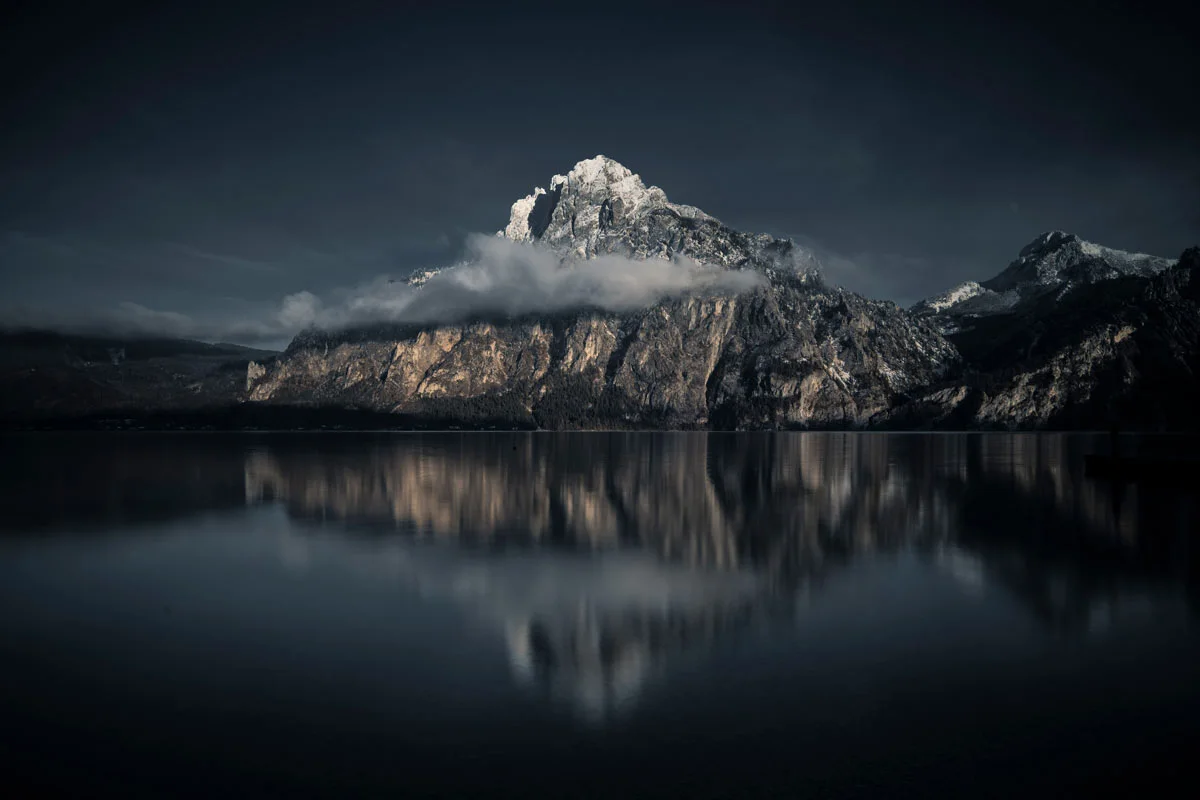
[2,234,766,347]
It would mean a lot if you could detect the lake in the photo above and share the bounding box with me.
[1,432,1197,798]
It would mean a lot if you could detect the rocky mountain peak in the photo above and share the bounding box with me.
[502,154,674,248]
[1016,230,1079,260]
[914,230,1179,334]
[562,154,639,193]
[499,155,818,278]
[984,230,1174,293]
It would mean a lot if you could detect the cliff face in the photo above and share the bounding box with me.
[249,291,956,429]
[247,156,957,428]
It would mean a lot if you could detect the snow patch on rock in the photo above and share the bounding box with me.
[919,281,987,314]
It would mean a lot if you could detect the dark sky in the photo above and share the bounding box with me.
[2,0,1196,345]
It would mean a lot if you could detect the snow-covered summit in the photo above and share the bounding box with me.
[985,230,1175,292]
[408,155,819,290]
[914,230,1177,333]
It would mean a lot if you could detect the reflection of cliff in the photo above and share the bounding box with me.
[244,433,970,719]
[246,432,1198,633]
[243,432,1198,719]
[244,433,959,581]
[506,595,771,723]
[269,526,770,722]
[919,433,1197,631]
[6,431,1193,719]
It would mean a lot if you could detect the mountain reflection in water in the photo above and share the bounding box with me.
[4,432,1195,726]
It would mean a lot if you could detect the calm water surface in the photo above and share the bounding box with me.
[1,432,1197,798]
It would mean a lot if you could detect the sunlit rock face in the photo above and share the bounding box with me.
[247,156,958,429]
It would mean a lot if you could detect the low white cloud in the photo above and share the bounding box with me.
[2,234,766,348]
[307,234,765,328]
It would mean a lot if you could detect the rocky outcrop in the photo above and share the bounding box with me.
[245,360,267,391]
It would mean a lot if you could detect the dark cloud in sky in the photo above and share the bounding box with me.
[1,0,1196,342]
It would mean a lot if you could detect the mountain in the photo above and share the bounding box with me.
[246,155,957,428]
[912,231,1178,334]
[885,246,1200,430]
[501,155,822,276]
